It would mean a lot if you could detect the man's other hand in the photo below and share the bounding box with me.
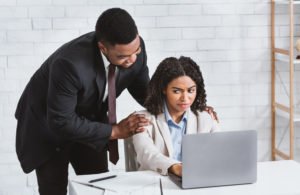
[205,106,219,122]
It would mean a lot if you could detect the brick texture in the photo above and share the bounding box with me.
[1,0,299,194]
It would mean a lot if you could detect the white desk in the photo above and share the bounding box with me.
[69,160,300,195]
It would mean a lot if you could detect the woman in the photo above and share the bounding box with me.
[132,56,220,177]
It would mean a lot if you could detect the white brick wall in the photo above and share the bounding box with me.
[29,7,64,18]
[1,0,300,194]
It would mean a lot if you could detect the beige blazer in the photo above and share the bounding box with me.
[132,109,220,175]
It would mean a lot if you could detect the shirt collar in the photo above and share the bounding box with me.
[100,51,110,70]
[163,101,188,125]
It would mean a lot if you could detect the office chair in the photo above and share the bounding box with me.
[124,137,139,172]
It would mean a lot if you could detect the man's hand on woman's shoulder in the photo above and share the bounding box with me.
[110,112,150,139]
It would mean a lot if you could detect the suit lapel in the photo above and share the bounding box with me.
[156,113,173,157]
[186,109,198,134]
[95,52,106,103]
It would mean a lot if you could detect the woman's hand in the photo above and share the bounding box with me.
[168,163,182,177]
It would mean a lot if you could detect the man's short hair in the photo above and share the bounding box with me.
[95,8,138,46]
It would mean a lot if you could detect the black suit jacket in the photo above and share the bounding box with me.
[15,32,149,173]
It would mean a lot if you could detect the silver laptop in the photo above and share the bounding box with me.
[169,130,257,189]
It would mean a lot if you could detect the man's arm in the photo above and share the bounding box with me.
[47,59,149,150]
[47,59,111,151]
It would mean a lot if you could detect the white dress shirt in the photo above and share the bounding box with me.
[100,52,118,102]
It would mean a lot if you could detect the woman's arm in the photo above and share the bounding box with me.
[132,122,179,175]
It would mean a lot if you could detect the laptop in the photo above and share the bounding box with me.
[169,130,257,189]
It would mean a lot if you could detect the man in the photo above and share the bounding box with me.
[15,8,149,195]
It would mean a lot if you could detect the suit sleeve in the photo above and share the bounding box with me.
[127,38,150,106]
[132,115,179,175]
[47,59,111,151]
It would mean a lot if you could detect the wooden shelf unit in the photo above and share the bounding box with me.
[271,0,299,160]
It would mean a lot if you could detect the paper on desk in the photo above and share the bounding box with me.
[92,171,159,194]
[71,171,159,194]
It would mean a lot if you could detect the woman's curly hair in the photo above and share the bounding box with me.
[144,56,207,116]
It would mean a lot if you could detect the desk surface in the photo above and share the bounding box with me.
[69,160,300,195]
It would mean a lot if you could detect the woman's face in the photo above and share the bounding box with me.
[164,76,197,117]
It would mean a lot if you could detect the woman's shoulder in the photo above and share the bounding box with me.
[135,110,156,120]
[133,110,157,138]
[194,110,214,122]
[195,110,220,131]
[196,110,211,117]
[136,110,152,116]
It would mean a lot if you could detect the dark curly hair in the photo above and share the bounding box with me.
[95,8,138,45]
[144,56,207,116]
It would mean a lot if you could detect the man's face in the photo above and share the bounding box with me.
[98,35,141,68]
